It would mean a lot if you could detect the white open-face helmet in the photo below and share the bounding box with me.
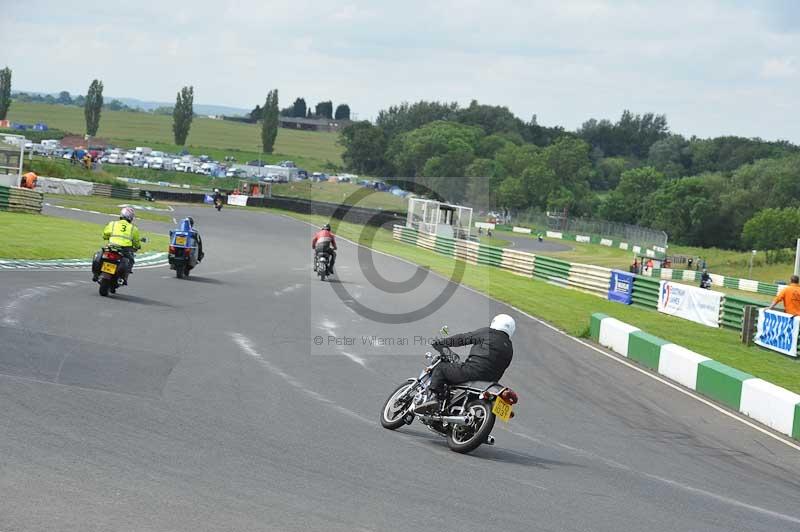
[490,314,515,337]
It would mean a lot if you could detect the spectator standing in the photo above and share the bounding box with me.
[687,257,694,270]
[769,275,800,316]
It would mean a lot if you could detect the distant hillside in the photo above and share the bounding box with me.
[113,97,249,116]
[12,90,249,117]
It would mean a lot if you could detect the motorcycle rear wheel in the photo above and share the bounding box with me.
[447,400,495,453]
[99,279,110,297]
[381,381,415,430]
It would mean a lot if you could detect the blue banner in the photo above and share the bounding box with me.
[204,194,214,204]
[755,309,799,357]
[608,270,634,304]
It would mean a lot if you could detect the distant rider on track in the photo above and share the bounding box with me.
[312,223,337,275]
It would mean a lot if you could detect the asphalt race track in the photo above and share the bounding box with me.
[2,205,799,532]
[502,233,572,253]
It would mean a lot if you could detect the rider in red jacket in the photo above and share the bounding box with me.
[312,224,337,274]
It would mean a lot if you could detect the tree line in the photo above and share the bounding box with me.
[249,98,350,121]
[339,99,799,253]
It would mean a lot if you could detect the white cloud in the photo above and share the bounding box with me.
[760,57,798,78]
[2,0,799,143]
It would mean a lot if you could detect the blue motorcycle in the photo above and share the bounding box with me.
[168,220,201,279]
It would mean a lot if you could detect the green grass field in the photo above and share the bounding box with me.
[44,193,174,223]
[7,101,344,169]
[271,209,800,393]
[0,211,168,260]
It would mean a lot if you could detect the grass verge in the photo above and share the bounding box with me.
[272,209,800,393]
[0,212,168,260]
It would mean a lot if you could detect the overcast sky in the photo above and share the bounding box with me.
[3,1,799,142]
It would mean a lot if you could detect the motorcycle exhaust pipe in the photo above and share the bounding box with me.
[417,414,470,426]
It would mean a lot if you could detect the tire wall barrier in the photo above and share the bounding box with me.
[590,313,800,441]
[392,225,768,333]
[393,225,613,297]
[648,267,780,298]
[0,185,43,214]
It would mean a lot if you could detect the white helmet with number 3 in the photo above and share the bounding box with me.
[490,314,515,337]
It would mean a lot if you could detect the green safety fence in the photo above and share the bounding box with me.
[434,234,456,258]
[721,294,763,330]
[477,244,503,267]
[533,255,570,282]
[632,275,660,309]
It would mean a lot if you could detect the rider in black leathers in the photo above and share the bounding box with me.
[416,314,515,413]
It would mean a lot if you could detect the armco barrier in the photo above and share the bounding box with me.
[590,313,800,440]
[0,185,43,213]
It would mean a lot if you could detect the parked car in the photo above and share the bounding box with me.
[278,160,296,168]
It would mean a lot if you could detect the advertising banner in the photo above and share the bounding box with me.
[608,270,634,304]
[227,194,248,206]
[658,281,722,327]
[755,309,799,357]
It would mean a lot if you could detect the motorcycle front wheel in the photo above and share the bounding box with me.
[380,381,416,430]
[447,400,496,454]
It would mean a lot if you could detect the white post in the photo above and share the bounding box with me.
[795,239,800,276]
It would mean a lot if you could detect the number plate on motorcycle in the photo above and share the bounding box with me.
[492,396,513,422]
[101,262,117,274]
[175,236,187,246]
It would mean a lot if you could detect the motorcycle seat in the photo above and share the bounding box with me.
[454,380,500,391]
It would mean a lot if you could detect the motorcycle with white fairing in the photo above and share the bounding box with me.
[380,326,519,454]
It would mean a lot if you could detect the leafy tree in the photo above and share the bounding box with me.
[279,106,294,117]
[647,135,690,178]
[0,67,11,120]
[742,208,800,262]
[315,100,333,119]
[387,120,482,178]
[172,86,194,146]
[84,79,104,136]
[454,100,524,136]
[593,156,632,190]
[476,134,512,159]
[306,108,313,119]
[249,104,263,121]
[339,121,387,175]
[261,89,279,154]
[292,97,307,118]
[376,100,459,141]
[57,90,72,105]
[598,166,666,223]
[644,177,723,247]
[334,103,351,120]
[578,110,669,158]
[106,99,126,111]
[73,94,86,107]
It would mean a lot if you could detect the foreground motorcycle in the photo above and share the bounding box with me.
[314,251,332,281]
[169,229,200,279]
[214,198,223,212]
[93,238,147,296]
[380,327,519,454]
